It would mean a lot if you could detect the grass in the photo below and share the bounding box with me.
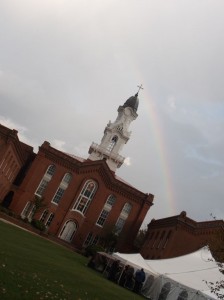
[0,220,144,300]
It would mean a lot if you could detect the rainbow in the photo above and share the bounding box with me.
[141,86,177,216]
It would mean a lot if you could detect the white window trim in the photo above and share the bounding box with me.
[45,213,54,227]
[21,201,31,219]
[72,180,97,215]
[96,209,109,227]
[51,187,65,205]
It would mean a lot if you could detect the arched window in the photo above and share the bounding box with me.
[62,173,72,184]
[122,203,132,214]
[52,173,72,205]
[35,164,56,197]
[107,135,118,151]
[115,202,132,234]
[106,194,116,206]
[46,165,56,176]
[96,195,116,227]
[73,180,97,214]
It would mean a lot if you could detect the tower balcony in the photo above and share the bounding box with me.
[88,142,125,166]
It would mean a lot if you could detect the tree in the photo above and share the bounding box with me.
[206,229,224,299]
[134,228,148,250]
[102,225,119,252]
[30,195,47,219]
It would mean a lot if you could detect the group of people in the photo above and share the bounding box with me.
[108,259,146,294]
[87,254,146,294]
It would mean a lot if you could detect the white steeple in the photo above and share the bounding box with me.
[88,91,140,172]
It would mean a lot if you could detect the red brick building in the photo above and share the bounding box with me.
[140,211,224,259]
[0,124,34,207]
[0,92,154,252]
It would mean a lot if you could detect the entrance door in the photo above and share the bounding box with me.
[2,191,14,208]
[59,221,77,242]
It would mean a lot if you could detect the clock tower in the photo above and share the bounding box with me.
[88,92,139,172]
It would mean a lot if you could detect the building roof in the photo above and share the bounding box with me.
[0,123,34,163]
[65,152,86,162]
[65,151,136,189]
[39,142,154,204]
[147,211,224,233]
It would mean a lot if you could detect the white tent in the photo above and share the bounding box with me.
[144,247,222,300]
[113,252,156,274]
[111,248,223,300]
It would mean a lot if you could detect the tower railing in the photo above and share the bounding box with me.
[89,142,125,164]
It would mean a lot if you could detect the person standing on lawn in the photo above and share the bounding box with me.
[133,268,146,294]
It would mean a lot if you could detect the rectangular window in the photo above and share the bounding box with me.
[163,238,169,249]
[2,162,8,172]
[35,179,48,196]
[21,201,31,218]
[0,158,5,169]
[92,235,99,245]
[115,217,125,234]
[107,195,116,206]
[9,171,16,182]
[46,213,54,227]
[52,187,65,204]
[74,196,90,214]
[84,189,91,198]
[157,239,163,249]
[83,232,93,247]
[152,239,157,248]
[40,210,48,223]
[96,209,109,227]
[5,165,11,176]
[27,205,36,221]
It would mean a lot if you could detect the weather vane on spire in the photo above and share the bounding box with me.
[137,84,144,95]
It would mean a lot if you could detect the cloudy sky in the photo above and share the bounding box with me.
[1,0,224,226]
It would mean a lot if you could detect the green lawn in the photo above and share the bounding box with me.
[0,220,144,300]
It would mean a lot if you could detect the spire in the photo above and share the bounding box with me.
[122,85,143,112]
[88,90,139,172]
[122,94,139,112]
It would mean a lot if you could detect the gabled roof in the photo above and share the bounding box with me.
[39,141,154,204]
[0,123,34,163]
[65,152,86,162]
